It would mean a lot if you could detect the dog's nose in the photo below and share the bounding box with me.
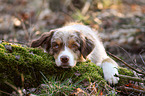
[60,56,69,63]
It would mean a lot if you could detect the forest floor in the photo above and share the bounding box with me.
[0,0,145,95]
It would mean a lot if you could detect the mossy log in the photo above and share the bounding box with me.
[0,42,134,92]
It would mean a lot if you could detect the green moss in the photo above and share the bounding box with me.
[0,44,4,49]
[117,67,134,85]
[0,42,134,93]
[118,67,134,76]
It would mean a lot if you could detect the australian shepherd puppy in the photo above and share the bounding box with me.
[31,23,119,84]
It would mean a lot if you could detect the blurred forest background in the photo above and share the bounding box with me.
[0,0,144,68]
[0,0,145,95]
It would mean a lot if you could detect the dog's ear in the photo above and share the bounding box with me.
[31,30,54,49]
[81,37,95,59]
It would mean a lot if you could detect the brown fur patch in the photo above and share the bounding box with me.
[102,58,116,65]
[80,36,95,59]
[31,31,54,49]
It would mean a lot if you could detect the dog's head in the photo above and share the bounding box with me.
[31,30,95,68]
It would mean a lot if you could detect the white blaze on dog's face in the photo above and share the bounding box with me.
[31,30,95,68]
[55,46,76,68]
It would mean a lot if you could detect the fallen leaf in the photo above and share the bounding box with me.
[69,88,88,96]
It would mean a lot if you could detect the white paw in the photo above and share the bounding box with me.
[102,62,119,84]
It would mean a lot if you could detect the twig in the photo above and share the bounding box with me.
[107,51,145,76]
[117,46,139,69]
[108,52,145,75]
[15,15,29,42]
[117,86,145,93]
[0,90,11,95]
[4,81,18,91]
[139,50,145,66]
[139,53,145,71]
[4,81,23,96]
[115,74,145,83]
[82,0,92,15]
[21,19,29,42]
[21,74,24,89]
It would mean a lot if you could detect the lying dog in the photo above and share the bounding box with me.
[31,23,119,84]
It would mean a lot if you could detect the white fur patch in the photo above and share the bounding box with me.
[102,62,119,84]
[55,46,76,67]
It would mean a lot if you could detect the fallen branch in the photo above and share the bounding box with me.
[107,51,145,76]
[115,74,145,83]
[117,86,145,93]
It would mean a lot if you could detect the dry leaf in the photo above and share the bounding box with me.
[69,88,88,96]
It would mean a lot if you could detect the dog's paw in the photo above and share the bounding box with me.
[102,62,119,84]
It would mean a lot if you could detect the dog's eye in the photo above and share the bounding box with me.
[72,44,78,48]
[53,44,59,49]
